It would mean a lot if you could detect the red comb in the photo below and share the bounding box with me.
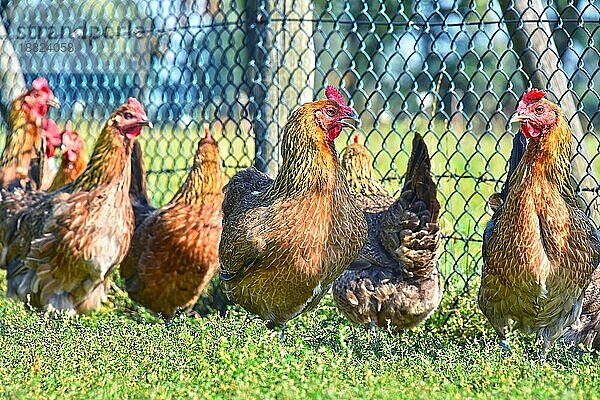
[325,86,345,104]
[65,120,74,133]
[32,77,49,91]
[522,89,546,104]
[353,133,360,144]
[203,124,211,139]
[325,85,354,114]
[127,97,145,114]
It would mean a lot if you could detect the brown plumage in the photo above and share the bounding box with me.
[0,78,60,191]
[129,139,155,230]
[219,86,368,330]
[120,128,226,318]
[4,98,152,314]
[46,121,89,191]
[479,89,600,354]
[332,132,442,331]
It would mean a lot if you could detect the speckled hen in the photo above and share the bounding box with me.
[479,89,600,354]
[120,127,226,318]
[333,132,441,331]
[4,98,152,314]
[219,86,367,331]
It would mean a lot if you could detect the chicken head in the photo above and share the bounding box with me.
[510,89,558,139]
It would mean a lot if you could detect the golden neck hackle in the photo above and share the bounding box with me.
[508,109,575,205]
[170,142,225,206]
[266,108,343,199]
[72,124,132,192]
[343,144,388,197]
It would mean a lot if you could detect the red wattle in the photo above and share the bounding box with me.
[327,125,342,141]
[520,122,540,139]
[125,126,143,139]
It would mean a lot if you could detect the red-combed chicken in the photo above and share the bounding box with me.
[0,77,60,190]
[219,86,368,333]
[46,120,89,191]
[4,98,152,314]
[41,118,63,159]
[479,89,600,355]
[332,132,441,332]
[120,127,226,318]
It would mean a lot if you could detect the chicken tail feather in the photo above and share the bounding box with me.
[379,133,440,273]
[129,140,153,229]
[500,131,527,202]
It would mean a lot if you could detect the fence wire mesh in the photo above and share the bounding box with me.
[1,0,599,323]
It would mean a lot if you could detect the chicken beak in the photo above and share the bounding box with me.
[47,96,60,108]
[139,119,153,129]
[509,113,525,124]
[340,110,360,129]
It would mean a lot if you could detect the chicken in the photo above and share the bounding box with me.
[46,121,89,191]
[563,271,600,349]
[129,139,155,230]
[479,89,600,355]
[4,98,152,314]
[120,127,226,318]
[0,117,62,265]
[332,132,441,331]
[41,118,63,159]
[0,77,60,190]
[219,86,367,332]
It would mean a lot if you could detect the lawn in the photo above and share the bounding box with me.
[1,117,600,398]
[0,280,599,399]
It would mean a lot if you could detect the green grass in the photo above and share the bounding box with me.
[0,280,599,399]
[1,118,600,398]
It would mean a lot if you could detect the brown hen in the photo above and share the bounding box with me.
[46,120,89,191]
[219,86,368,332]
[4,98,152,314]
[0,78,60,190]
[479,89,600,355]
[120,128,226,318]
[333,132,441,331]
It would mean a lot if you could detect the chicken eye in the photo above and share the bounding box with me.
[535,106,544,114]
[124,112,133,119]
[325,108,336,117]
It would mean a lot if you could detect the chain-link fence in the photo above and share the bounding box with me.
[1,0,599,322]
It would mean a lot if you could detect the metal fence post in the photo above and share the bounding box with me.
[246,0,271,174]
[247,0,315,176]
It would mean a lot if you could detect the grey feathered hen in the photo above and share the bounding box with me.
[563,270,600,349]
[332,132,442,331]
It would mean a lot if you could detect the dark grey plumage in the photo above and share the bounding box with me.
[332,132,442,331]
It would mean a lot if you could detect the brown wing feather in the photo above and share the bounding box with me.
[7,185,133,313]
[121,203,222,317]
